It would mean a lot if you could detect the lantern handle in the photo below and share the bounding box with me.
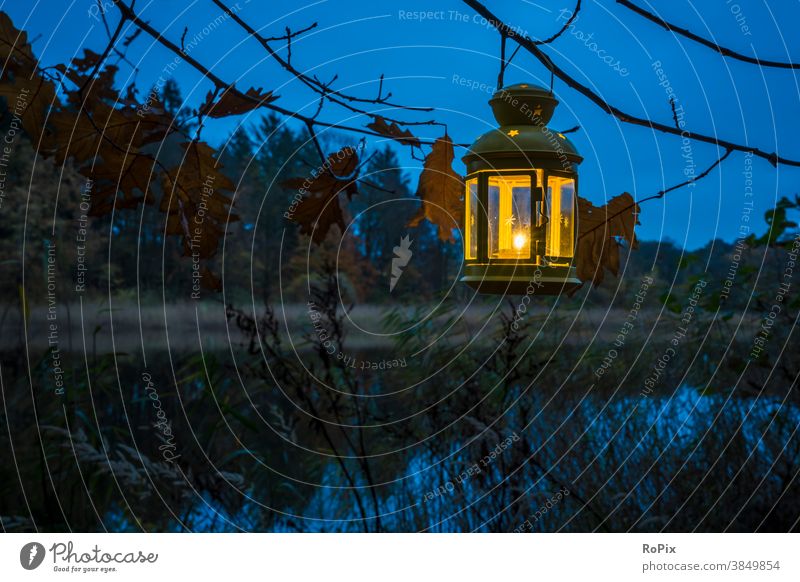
[539,49,556,95]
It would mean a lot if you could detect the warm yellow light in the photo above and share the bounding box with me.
[512,232,528,252]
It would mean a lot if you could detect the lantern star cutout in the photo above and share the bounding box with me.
[507,129,520,137]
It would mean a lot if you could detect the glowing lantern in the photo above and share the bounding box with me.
[462,83,583,295]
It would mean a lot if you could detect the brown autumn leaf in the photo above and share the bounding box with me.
[60,65,120,107]
[282,147,360,244]
[89,151,159,215]
[0,11,36,74]
[46,100,171,166]
[55,50,120,106]
[0,10,238,291]
[201,86,278,118]
[407,135,463,242]
[70,48,103,72]
[199,265,222,292]
[41,62,171,215]
[0,73,57,139]
[161,141,238,259]
[366,115,420,148]
[576,192,639,286]
[0,12,58,138]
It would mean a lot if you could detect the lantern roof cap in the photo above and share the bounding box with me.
[489,83,556,124]
[463,83,582,169]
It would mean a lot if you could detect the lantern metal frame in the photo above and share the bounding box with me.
[461,83,583,295]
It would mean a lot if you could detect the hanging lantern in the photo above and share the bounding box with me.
[461,83,583,295]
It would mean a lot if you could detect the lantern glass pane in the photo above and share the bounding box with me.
[546,175,575,258]
[488,175,531,259]
[465,178,478,259]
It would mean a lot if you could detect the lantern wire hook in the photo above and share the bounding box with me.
[546,51,556,94]
[541,50,556,94]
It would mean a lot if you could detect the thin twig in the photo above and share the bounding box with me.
[285,26,293,64]
[376,73,385,101]
[305,121,326,163]
[122,27,142,47]
[578,148,734,241]
[618,0,800,69]
[110,1,444,143]
[78,12,128,97]
[263,22,318,42]
[534,0,581,45]
[461,0,800,167]
[96,0,113,38]
[669,97,680,130]
[208,0,436,126]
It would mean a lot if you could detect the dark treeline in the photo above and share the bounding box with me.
[1,80,800,533]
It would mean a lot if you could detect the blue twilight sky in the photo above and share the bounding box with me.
[5,0,800,249]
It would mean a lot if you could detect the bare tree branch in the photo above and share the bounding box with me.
[618,0,800,70]
[646,147,733,201]
[535,0,581,45]
[209,0,442,131]
[578,148,734,241]
[461,0,800,167]
[110,1,443,144]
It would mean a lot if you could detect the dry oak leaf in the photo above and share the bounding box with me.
[198,265,222,292]
[576,192,639,287]
[0,72,57,140]
[0,12,58,138]
[366,116,421,148]
[407,135,463,242]
[161,141,238,259]
[36,56,175,209]
[88,151,159,216]
[282,147,360,244]
[55,49,120,106]
[46,102,171,215]
[43,56,172,165]
[0,12,37,73]
[202,86,278,118]
[46,102,171,166]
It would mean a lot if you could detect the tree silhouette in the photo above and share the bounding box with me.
[0,2,794,288]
